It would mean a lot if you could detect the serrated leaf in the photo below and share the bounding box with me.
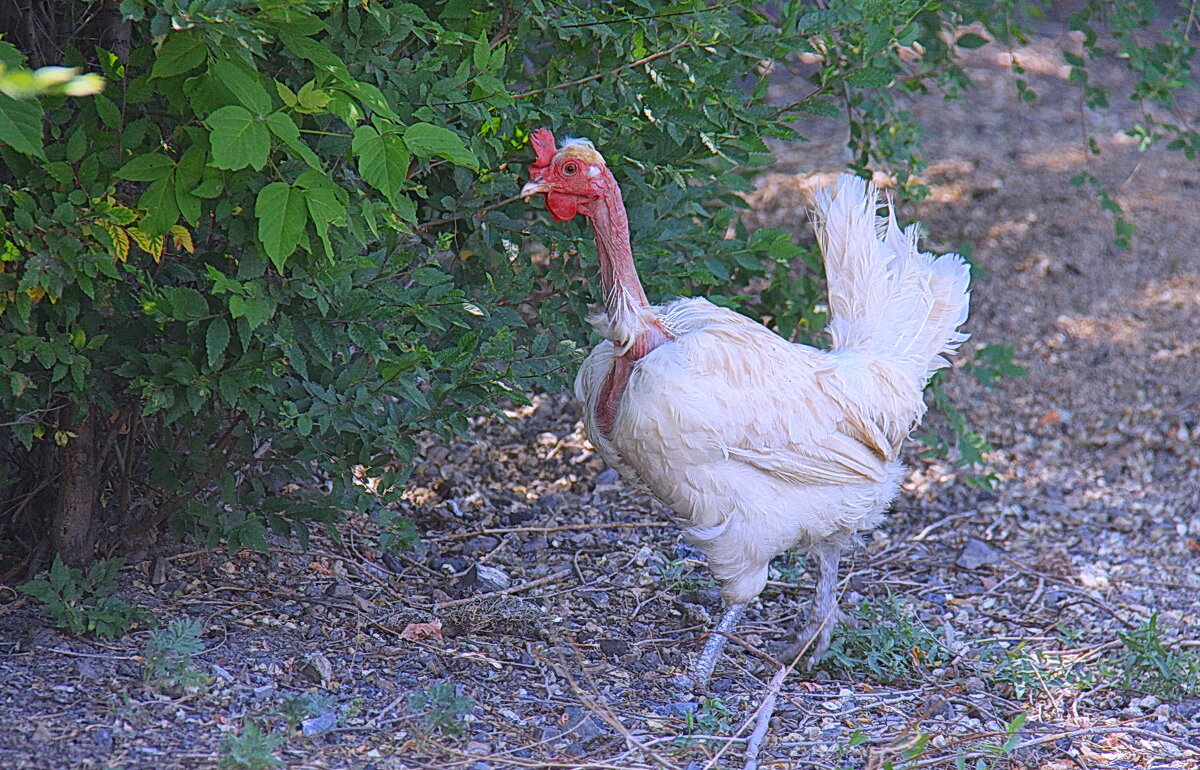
[265,111,321,169]
[0,93,46,160]
[255,182,308,272]
[169,225,194,254]
[207,105,270,170]
[303,179,345,259]
[191,176,224,198]
[209,57,271,114]
[95,220,130,262]
[167,286,208,318]
[411,266,448,286]
[229,295,275,330]
[403,122,478,169]
[43,161,73,185]
[127,226,165,261]
[206,317,230,368]
[152,30,207,79]
[115,152,175,181]
[352,124,409,203]
[275,80,298,108]
[137,176,180,237]
[846,67,893,88]
[94,94,121,130]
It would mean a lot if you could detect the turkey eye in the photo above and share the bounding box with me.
[563,162,578,175]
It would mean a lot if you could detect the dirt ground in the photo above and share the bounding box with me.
[2,23,1199,770]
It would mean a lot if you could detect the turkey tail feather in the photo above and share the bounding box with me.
[813,175,971,388]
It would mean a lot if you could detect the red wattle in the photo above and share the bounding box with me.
[545,192,578,221]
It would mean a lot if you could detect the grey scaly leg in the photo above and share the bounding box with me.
[686,601,746,689]
[782,541,844,669]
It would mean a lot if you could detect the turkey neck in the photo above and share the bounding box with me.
[587,177,669,358]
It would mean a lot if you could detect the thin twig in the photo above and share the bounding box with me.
[429,521,671,542]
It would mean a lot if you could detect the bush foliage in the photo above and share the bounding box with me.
[0,1,1195,564]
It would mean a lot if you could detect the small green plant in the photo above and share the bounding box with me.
[822,596,950,683]
[657,557,717,595]
[770,549,808,585]
[220,720,283,770]
[915,344,1027,490]
[407,681,474,738]
[677,697,733,747]
[964,345,1028,389]
[954,712,1028,770]
[377,509,419,554]
[18,555,149,639]
[1116,614,1200,698]
[280,691,340,732]
[978,644,1068,701]
[142,617,209,693]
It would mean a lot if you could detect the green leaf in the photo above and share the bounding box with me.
[0,93,47,160]
[174,145,206,226]
[94,94,121,130]
[300,172,346,259]
[138,176,180,236]
[265,111,321,169]
[956,33,989,50]
[402,122,478,169]
[151,30,207,79]
[206,318,230,368]
[207,105,270,170]
[166,287,208,318]
[115,153,175,182]
[255,182,308,271]
[191,176,224,198]
[352,124,409,202]
[209,58,272,114]
[846,67,893,88]
[229,295,275,330]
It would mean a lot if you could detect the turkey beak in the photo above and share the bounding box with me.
[520,180,549,198]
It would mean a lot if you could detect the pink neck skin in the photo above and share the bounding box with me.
[582,171,672,437]
[583,175,671,359]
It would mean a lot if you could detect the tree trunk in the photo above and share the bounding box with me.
[53,408,97,567]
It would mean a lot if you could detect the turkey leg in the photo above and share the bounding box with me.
[686,601,746,688]
[782,541,845,668]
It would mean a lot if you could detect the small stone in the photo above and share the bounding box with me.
[663,701,698,718]
[211,664,235,682]
[955,537,1005,569]
[326,581,354,599]
[1138,695,1162,711]
[564,707,608,743]
[595,468,619,486]
[93,727,113,751]
[301,710,338,736]
[457,563,512,592]
[1079,565,1110,589]
[299,653,333,685]
[597,638,629,657]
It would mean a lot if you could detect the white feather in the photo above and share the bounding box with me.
[576,173,971,606]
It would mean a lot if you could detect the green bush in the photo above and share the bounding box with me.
[0,1,1194,564]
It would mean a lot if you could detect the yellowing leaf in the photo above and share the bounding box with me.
[127,227,165,262]
[26,286,45,301]
[94,220,131,262]
[169,225,195,254]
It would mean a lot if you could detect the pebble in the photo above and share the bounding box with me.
[955,537,1005,569]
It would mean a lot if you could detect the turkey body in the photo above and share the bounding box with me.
[577,297,902,605]
[521,130,969,683]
